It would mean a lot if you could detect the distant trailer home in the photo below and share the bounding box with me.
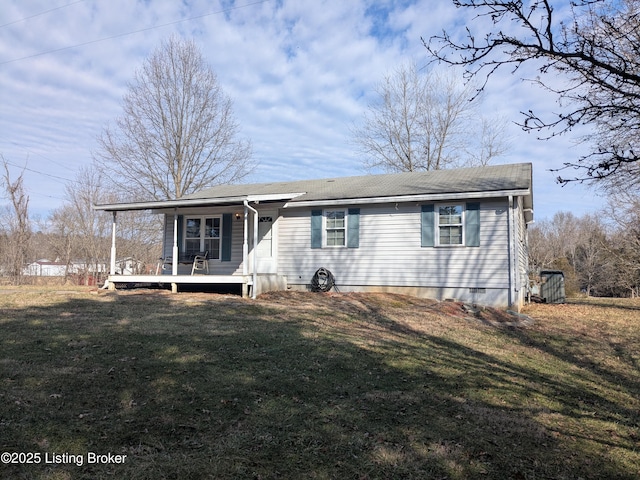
[94,163,533,309]
[23,260,67,277]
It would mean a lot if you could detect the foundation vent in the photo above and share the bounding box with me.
[469,288,486,294]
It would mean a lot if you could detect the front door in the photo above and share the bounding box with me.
[256,212,276,273]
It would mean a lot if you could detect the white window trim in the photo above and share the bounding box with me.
[184,215,222,260]
[435,204,465,247]
[323,209,348,248]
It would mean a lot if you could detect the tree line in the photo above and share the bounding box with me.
[529,193,640,298]
[0,160,163,285]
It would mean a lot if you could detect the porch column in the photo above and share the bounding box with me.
[172,211,179,293]
[110,212,117,275]
[243,200,258,300]
[172,211,179,275]
[242,203,249,297]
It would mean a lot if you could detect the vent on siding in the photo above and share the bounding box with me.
[469,288,486,294]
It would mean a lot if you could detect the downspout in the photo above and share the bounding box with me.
[244,200,258,299]
[507,196,514,308]
[243,203,248,278]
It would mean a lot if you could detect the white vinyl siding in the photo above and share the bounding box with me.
[278,200,510,289]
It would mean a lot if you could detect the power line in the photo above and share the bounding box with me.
[26,191,67,202]
[0,0,269,66]
[0,0,87,29]
[2,159,73,183]
[9,144,84,174]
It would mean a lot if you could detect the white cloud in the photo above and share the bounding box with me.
[0,0,606,220]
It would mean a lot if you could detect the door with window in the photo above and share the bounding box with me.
[255,211,276,273]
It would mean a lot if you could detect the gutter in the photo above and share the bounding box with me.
[284,189,531,208]
[507,195,518,309]
[93,193,305,212]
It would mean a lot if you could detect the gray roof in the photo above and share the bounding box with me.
[94,163,532,215]
[184,162,532,203]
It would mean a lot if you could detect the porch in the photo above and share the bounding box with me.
[106,273,287,296]
[94,193,300,298]
[105,273,271,297]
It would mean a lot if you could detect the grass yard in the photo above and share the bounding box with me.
[1,287,639,479]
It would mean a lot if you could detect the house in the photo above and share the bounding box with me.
[23,259,113,277]
[114,256,144,275]
[23,260,68,277]
[94,162,533,309]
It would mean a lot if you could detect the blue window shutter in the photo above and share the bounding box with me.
[421,205,434,247]
[311,210,322,249]
[347,208,360,248]
[221,213,232,261]
[465,202,480,247]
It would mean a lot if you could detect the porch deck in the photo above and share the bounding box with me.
[106,273,287,298]
[106,274,253,296]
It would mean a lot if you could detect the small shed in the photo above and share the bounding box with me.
[540,270,565,303]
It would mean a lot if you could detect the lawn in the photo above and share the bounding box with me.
[1,287,639,479]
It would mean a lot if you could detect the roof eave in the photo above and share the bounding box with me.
[93,192,305,212]
[284,188,532,208]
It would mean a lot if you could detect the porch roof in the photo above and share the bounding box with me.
[92,193,305,212]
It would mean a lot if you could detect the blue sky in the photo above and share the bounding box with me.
[0,0,606,222]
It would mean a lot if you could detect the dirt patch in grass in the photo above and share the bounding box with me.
[1,288,639,479]
[426,299,535,327]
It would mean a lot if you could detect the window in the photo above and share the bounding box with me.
[421,203,480,248]
[325,210,346,246]
[185,218,202,255]
[257,216,273,257]
[311,209,360,249]
[185,216,221,259]
[438,205,464,246]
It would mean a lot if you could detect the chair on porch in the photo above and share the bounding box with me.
[156,257,173,275]
[191,251,209,275]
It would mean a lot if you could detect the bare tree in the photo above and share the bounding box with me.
[425,0,640,188]
[574,214,608,296]
[602,192,640,296]
[1,157,32,284]
[95,35,254,201]
[528,219,556,273]
[528,199,640,297]
[48,167,111,283]
[49,167,163,283]
[528,211,582,294]
[351,62,509,173]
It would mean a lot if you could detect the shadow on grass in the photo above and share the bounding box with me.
[1,290,638,479]
[567,297,640,311]
[501,318,640,452]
